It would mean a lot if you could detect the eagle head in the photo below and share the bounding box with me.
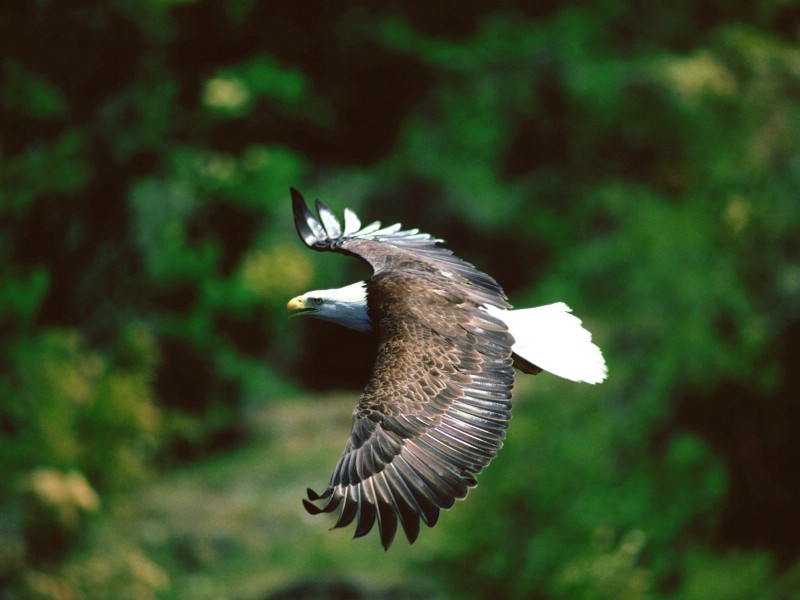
[286,281,373,333]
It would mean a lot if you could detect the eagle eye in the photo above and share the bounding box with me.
[312,298,323,306]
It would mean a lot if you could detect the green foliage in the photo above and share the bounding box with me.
[0,328,159,492]
[0,128,91,215]
[0,327,161,593]
[203,55,309,115]
[1,59,68,119]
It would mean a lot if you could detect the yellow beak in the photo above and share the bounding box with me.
[287,295,315,318]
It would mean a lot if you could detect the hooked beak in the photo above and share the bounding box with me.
[287,295,318,318]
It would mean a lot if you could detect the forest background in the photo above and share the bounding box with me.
[2,1,800,598]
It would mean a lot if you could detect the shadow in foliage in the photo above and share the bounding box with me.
[677,320,800,562]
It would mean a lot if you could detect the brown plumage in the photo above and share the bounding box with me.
[293,189,518,549]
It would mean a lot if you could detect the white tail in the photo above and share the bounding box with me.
[487,303,608,384]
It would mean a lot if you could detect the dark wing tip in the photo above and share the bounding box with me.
[291,188,319,248]
[353,501,377,539]
[302,499,323,515]
[377,500,398,550]
[291,187,330,249]
[304,486,343,517]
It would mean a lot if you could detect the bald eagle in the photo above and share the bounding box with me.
[288,189,606,549]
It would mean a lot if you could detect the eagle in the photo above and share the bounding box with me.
[287,188,607,549]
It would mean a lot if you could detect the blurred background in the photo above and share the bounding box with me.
[2,1,800,598]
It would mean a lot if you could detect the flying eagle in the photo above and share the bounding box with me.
[287,188,607,549]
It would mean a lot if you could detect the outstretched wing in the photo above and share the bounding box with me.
[291,188,509,310]
[303,269,516,549]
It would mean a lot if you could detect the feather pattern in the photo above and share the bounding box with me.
[293,189,516,549]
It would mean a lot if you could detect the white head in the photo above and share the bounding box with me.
[286,281,373,332]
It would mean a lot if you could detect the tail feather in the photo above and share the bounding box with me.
[487,303,607,384]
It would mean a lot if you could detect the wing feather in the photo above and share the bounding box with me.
[382,468,422,543]
[291,188,327,246]
[372,472,399,549]
[334,488,359,528]
[354,491,376,539]
[392,455,443,527]
[315,199,342,239]
[355,220,383,236]
[343,208,362,235]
